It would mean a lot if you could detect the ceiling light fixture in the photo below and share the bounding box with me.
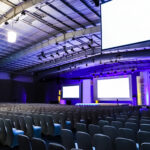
[7,31,17,43]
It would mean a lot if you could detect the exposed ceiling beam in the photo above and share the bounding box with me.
[0,0,44,25]
[61,0,96,26]
[36,49,150,79]
[0,25,100,66]
[1,0,16,7]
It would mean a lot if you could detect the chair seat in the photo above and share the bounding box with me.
[33,125,41,138]
[12,128,24,148]
[54,123,61,136]
[66,121,71,129]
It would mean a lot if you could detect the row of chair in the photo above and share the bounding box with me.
[18,134,66,150]
[61,128,150,150]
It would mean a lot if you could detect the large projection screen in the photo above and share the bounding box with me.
[102,0,150,50]
[62,85,80,99]
[96,76,132,101]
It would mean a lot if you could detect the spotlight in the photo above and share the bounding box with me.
[131,68,135,73]
[21,10,26,15]
[64,50,69,54]
[38,56,42,61]
[50,54,54,58]
[63,46,66,50]
[5,21,9,25]
[72,37,75,40]
[41,51,46,58]
[89,38,94,45]
[92,0,99,6]
[56,51,60,56]
[71,48,74,52]
[114,71,117,74]
[82,47,85,51]
[88,44,92,48]
[7,31,17,43]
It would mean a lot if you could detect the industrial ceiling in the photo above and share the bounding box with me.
[0,0,150,79]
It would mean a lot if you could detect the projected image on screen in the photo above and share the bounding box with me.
[62,85,80,98]
[97,77,131,99]
[102,0,150,49]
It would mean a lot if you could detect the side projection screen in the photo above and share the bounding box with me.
[97,76,132,100]
[62,85,80,99]
[102,0,150,49]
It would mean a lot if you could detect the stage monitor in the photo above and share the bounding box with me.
[95,76,132,101]
[62,85,80,99]
[101,0,150,50]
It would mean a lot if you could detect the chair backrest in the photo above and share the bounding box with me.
[59,113,66,129]
[76,123,87,132]
[140,124,150,132]
[111,121,123,129]
[116,117,126,124]
[40,114,47,135]
[115,137,137,150]
[18,134,31,150]
[4,119,13,147]
[76,131,92,150]
[0,118,6,145]
[48,143,66,150]
[31,137,47,150]
[88,124,101,136]
[105,117,113,123]
[33,114,41,126]
[19,116,27,133]
[93,133,112,150]
[140,119,150,124]
[141,142,150,150]
[98,120,109,131]
[61,129,74,150]
[13,115,20,129]
[45,115,54,136]
[138,130,150,145]
[102,125,118,142]
[127,118,138,124]
[24,116,33,138]
[125,122,138,133]
[118,128,135,141]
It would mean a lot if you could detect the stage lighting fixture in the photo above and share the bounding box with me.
[41,51,46,58]
[114,71,117,74]
[56,51,60,56]
[50,54,54,58]
[88,44,92,48]
[63,46,66,50]
[65,50,69,54]
[131,68,135,73]
[21,10,26,15]
[82,47,85,51]
[7,31,17,43]
[92,0,99,6]
[89,38,94,45]
[38,56,42,61]
[71,48,74,52]
[5,21,9,25]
